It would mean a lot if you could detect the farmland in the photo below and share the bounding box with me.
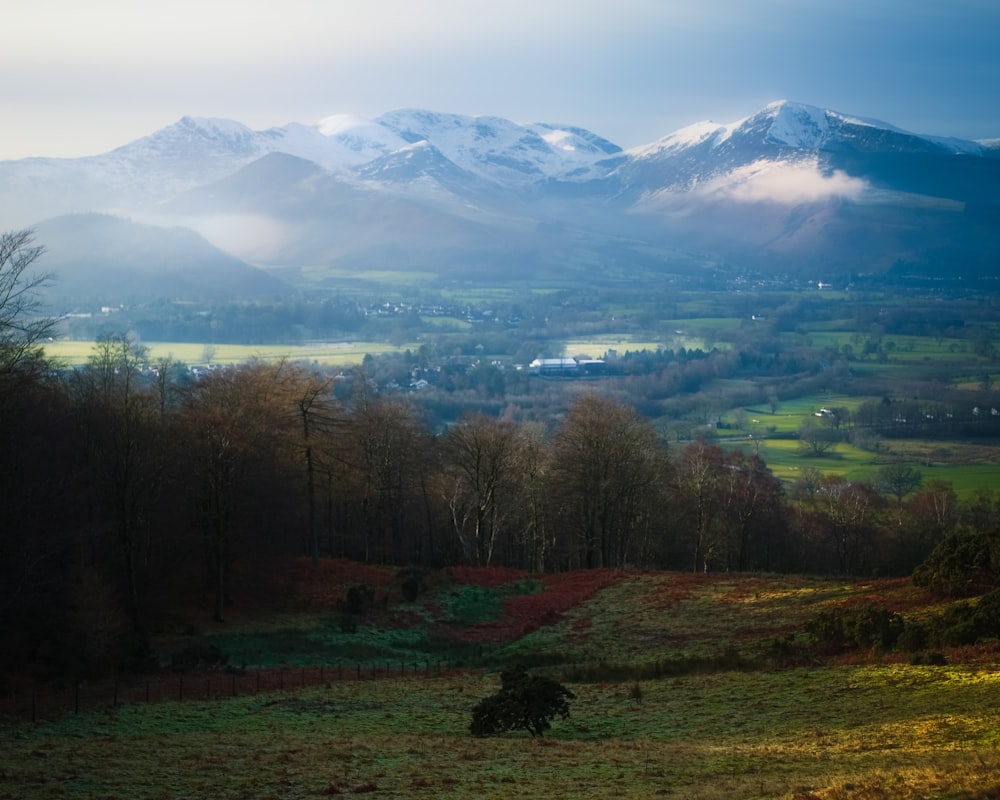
[46,275,1000,500]
[2,565,998,799]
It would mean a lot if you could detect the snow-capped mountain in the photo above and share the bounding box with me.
[613,100,996,201]
[3,99,998,295]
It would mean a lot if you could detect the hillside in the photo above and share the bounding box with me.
[2,564,999,799]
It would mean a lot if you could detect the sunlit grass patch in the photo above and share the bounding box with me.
[561,337,666,357]
[45,339,413,366]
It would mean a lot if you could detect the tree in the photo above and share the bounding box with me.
[0,229,55,384]
[66,332,163,635]
[441,414,530,566]
[547,395,666,568]
[718,449,786,571]
[797,417,841,457]
[339,397,428,564]
[875,462,923,511]
[674,440,725,572]
[470,666,576,738]
[180,362,304,621]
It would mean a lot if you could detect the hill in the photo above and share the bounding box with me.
[2,563,999,799]
[32,213,290,306]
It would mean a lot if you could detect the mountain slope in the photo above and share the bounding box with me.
[34,213,290,306]
[3,100,998,285]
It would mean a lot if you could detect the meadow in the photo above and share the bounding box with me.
[3,565,998,799]
[44,340,414,367]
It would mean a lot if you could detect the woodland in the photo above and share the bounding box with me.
[3,228,1000,685]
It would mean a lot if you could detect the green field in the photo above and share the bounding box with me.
[722,393,1000,495]
[2,569,997,799]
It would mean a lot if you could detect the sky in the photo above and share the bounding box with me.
[3,0,1000,160]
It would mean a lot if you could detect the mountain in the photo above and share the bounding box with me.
[607,101,1000,274]
[3,100,998,292]
[33,214,290,307]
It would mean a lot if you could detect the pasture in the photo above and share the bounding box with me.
[2,568,998,799]
[44,340,412,367]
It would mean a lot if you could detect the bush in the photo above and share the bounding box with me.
[806,604,904,653]
[972,588,1000,637]
[897,621,929,652]
[470,666,576,738]
[343,585,375,616]
[912,529,999,597]
[169,643,229,672]
[397,568,425,603]
[909,651,948,666]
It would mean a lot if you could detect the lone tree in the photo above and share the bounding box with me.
[470,666,576,737]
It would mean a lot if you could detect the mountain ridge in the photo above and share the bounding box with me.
[4,100,998,293]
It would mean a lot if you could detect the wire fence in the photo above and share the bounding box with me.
[0,659,460,724]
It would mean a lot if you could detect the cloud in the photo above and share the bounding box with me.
[696,159,868,204]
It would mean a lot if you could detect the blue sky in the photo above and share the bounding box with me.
[3,0,999,159]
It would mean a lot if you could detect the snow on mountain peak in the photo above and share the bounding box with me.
[762,101,831,148]
[315,113,378,136]
[165,117,261,145]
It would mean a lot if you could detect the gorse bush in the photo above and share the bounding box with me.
[470,666,575,738]
[912,528,1000,597]
[807,604,905,653]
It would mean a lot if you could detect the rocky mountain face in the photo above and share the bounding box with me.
[3,100,998,303]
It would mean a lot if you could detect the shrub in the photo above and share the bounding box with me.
[806,604,904,653]
[972,588,1000,637]
[897,620,929,652]
[470,666,576,738]
[169,643,228,672]
[909,651,948,666]
[343,585,375,616]
[912,529,999,597]
[397,567,425,602]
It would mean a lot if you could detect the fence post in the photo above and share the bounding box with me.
[145,681,150,704]
[74,684,79,714]
[179,677,184,702]
[113,682,118,708]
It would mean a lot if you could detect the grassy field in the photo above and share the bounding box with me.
[3,566,999,799]
[720,393,1000,495]
[44,340,413,367]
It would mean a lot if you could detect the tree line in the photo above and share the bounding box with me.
[3,229,999,681]
[6,334,1000,676]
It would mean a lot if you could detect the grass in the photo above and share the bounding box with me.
[3,667,998,799]
[44,340,414,367]
[561,337,667,357]
[4,567,999,799]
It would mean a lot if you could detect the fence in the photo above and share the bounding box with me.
[0,659,458,724]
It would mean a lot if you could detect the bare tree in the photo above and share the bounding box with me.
[441,414,530,566]
[548,395,666,569]
[0,229,56,381]
[875,462,923,511]
[66,332,161,633]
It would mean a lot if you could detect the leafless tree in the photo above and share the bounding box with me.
[0,229,56,382]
